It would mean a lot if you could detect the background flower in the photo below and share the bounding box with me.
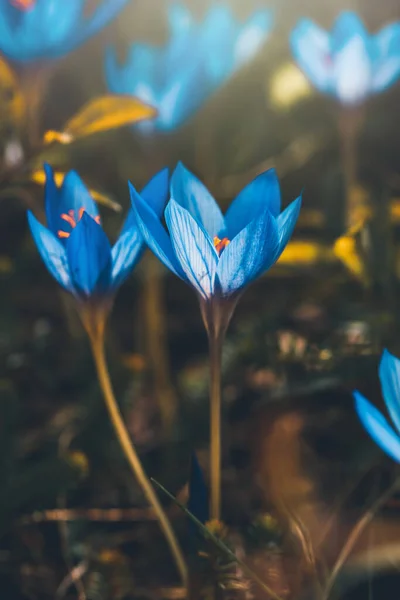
[354,349,400,462]
[0,0,129,61]
[105,3,272,130]
[291,11,400,105]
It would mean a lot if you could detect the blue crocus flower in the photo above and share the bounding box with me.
[354,349,400,462]
[105,3,272,130]
[291,11,400,105]
[129,163,301,303]
[27,164,168,300]
[0,0,129,62]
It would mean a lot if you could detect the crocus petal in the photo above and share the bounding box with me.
[372,23,400,92]
[111,228,144,288]
[290,18,331,94]
[330,12,372,104]
[44,165,99,239]
[332,37,372,104]
[200,4,237,83]
[141,167,170,218]
[354,391,400,463]
[165,199,218,299]
[156,61,210,130]
[274,196,302,258]
[27,211,72,292]
[234,9,272,68]
[331,12,369,53]
[66,213,112,297]
[168,3,193,37]
[224,169,281,239]
[129,182,185,279]
[170,162,225,238]
[120,168,169,236]
[217,208,279,296]
[67,0,129,56]
[379,349,400,435]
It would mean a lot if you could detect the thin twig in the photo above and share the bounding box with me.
[322,477,400,600]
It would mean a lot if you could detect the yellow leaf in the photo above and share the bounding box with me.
[0,55,25,129]
[43,95,156,145]
[30,168,122,212]
[333,235,368,283]
[276,240,335,267]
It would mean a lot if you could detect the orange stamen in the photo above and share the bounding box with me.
[57,207,101,239]
[11,0,35,10]
[61,213,76,228]
[213,236,230,255]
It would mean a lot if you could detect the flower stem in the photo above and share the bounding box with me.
[87,326,188,588]
[338,107,365,230]
[208,332,223,521]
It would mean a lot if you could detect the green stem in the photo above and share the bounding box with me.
[85,314,188,588]
[208,332,223,521]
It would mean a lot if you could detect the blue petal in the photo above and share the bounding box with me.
[291,18,331,93]
[129,182,185,280]
[354,391,400,463]
[274,196,302,259]
[379,349,400,435]
[111,229,144,289]
[27,211,72,292]
[217,208,279,296]
[140,167,170,218]
[170,163,225,238]
[0,0,81,61]
[155,61,210,130]
[65,0,129,56]
[224,169,281,239]
[330,12,372,104]
[233,9,272,69]
[66,213,112,297]
[331,12,369,54]
[372,22,400,92]
[165,199,218,299]
[121,168,169,237]
[44,165,99,240]
[168,3,193,37]
[200,5,237,83]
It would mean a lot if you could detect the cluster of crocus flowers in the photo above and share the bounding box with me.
[354,350,400,462]
[290,11,400,106]
[0,0,129,61]
[105,3,272,130]
[27,164,169,305]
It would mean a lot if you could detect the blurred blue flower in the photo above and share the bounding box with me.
[0,0,129,62]
[354,349,400,462]
[291,11,400,105]
[28,164,169,300]
[130,162,301,302]
[105,3,272,130]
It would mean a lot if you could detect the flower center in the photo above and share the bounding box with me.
[213,236,230,255]
[57,208,101,239]
[10,0,36,10]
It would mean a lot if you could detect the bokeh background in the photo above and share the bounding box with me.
[2,0,400,598]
